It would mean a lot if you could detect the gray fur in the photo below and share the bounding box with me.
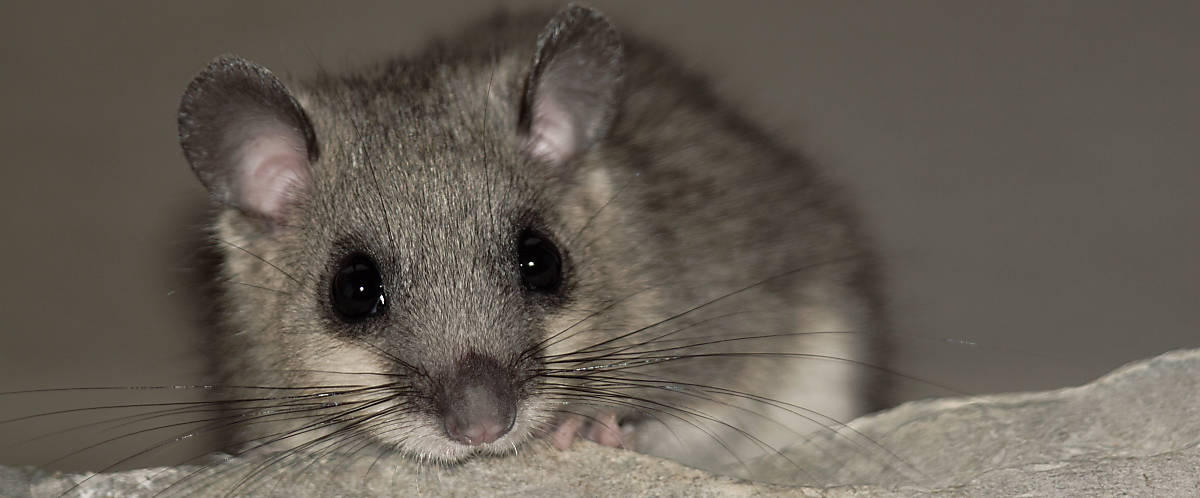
[180,6,887,476]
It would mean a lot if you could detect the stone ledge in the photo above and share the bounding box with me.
[6,348,1199,497]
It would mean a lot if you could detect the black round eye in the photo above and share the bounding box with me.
[517,230,563,293]
[330,253,388,322]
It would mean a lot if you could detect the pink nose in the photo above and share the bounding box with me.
[443,384,515,445]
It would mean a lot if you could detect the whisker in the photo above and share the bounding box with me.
[215,238,303,286]
[544,313,796,361]
[44,382,413,496]
[582,351,962,397]
[521,286,655,361]
[554,255,867,362]
[565,170,641,248]
[538,385,809,482]
[220,398,402,495]
[549,373,923,480]
[155,397,412,497]
[231,281,291,295]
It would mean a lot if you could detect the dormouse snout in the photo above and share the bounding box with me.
[437,352,518,445]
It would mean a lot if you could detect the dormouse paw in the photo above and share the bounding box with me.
[549,412,635,450]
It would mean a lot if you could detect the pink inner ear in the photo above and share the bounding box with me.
[237,132,309,220]
[528,99,577,165]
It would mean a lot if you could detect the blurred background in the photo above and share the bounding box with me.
[1,0,1197,470]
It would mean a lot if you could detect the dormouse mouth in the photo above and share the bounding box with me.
[385,406,541,463]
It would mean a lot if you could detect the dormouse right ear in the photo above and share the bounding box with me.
[178,56,318,222]
[519,5,624,166]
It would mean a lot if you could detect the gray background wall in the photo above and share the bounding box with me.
[1,1,1197,470]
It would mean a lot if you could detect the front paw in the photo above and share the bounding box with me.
[549,412,635,450]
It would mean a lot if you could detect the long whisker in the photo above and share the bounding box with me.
[565,170,641,248]
[538,384,812,483]
[215,238,302,286]
[231,281,292,294]
[557,350,964,397]
[548,372,923,480]
[521,285,655,361]
[559,255,866,360]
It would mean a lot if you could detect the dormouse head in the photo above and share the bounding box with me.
[176,5,633,460]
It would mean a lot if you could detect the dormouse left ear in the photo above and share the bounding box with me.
[178,56,318,224]
[520,5,625,165]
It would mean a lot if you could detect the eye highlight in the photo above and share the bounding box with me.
[330,252,388,322]
[517,229,563,294]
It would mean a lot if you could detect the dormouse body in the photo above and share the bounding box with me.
[178,6,886,474]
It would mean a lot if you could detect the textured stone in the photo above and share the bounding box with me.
[5,349,1200,497]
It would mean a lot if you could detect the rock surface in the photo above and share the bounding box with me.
[5,348,1199,497]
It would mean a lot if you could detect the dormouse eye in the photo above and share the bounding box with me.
[331,253,387,322]
[517,230,563,293]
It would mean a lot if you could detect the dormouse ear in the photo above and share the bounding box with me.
[178,56,318,222]
[520,5,624,165]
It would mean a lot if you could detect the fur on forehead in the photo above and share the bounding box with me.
[297,59,540,183]
[286,62,584,247]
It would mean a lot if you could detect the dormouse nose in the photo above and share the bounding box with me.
[438,352,517,445]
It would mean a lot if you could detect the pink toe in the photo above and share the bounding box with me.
[586,412,624,448]
[551,415,584,450]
